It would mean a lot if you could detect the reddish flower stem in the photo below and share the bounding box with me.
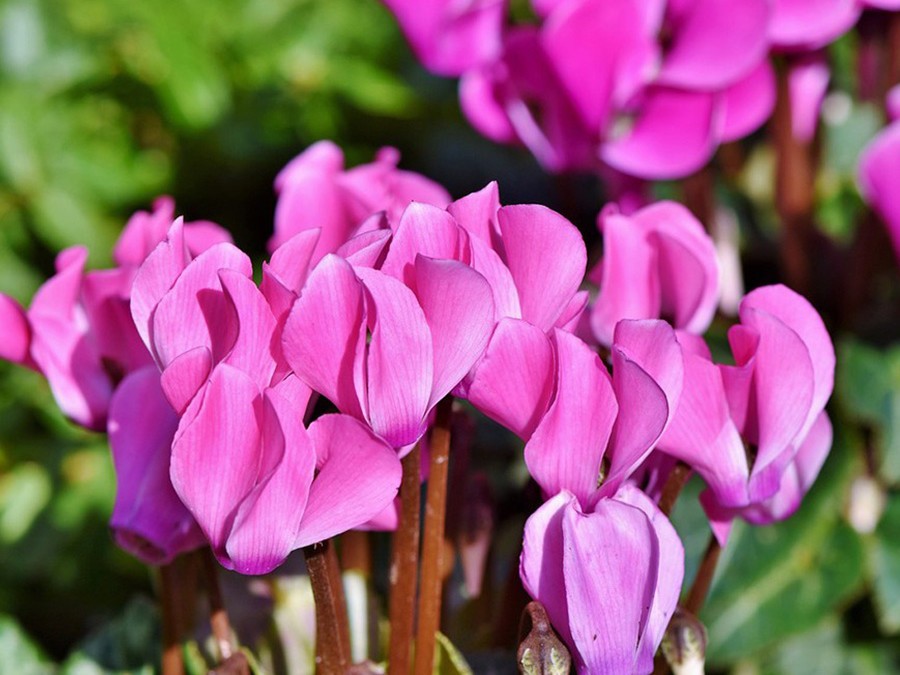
[414,396,454,674]
[773,59,816,296]
[304,540,351,674]
[657,461,692,517]
[201,548,234,663]
[387,442,422,675]
[683,534,723,617]
[159,559,185,675]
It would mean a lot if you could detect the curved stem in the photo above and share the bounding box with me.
[388,442,422,675]
[658,462,691,517]
[683,534,722,617]
[414,397,454,674]
[159,559,185,675]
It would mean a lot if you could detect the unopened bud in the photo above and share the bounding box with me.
[517,601,571,675]
[846,475,886,535]
[660,608,707,675]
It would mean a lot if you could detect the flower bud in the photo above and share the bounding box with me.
[660,608,707,675]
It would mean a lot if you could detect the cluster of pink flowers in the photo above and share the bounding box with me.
[381,0,899,179]
[0,142,835,673]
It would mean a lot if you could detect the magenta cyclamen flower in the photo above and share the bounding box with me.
[657,284,835,544]
[589,200,720,346]
[283,254,495,449]
[132,227,403,573]
[476,322,684,673]
[269,141,450,261]
[858,88,900,263]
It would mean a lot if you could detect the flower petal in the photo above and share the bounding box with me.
[295,414,402,547]
[466,318,554,439]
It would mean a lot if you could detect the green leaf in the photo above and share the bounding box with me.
[703,433,864,665]
[868,492,900,633]
[757,619,894,675]
[0,462,52,544]
[433,632,473,675]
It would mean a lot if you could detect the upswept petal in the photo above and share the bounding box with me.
[614,484,685,672]
[413,257,495,409]
[602,87,720,181]
[356,268,434,447]
[768,0,860,50]
[114,197,176,267]
[262,229,321,319]
[282,255,367,420]
[447,181,501,245]
[520,491,574,648]
[740,284,834,439]
[525,330,618,508]
[658,0,769,90]
[743,411,833,525]
[497,204,586,331]
[636,201,719,334]
[459,66,519,144]
[788,53,830,143]
[218,270,278,387]
[225,385,317,574]
[0,294,33,366]
[131,219,191,351]
[295,414,402,547]
[859,121,900,261]
[723,291,817,484]
[542,0,654,131]
[603,320,683,498]
[469,237,522,321]
[466,318,555,439]
[380,203,470,287]
[658,341,750,508]
[335,228,392,268]
[108,366,205,565]
[160,347,212,414]
[150,243,252,369]
[171,364,262,558]
[591,210,658,346]
[720,60,777,142]
[555,290,589,332]
[380,0,505,76]
[562,495,658,674]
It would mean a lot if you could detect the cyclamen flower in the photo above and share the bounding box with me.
[283,254,495,449]
[858,87,900,263]
[481,323,684,673]
[443,0,775,177]
[589,201,720,346]
[269,141,450,260]
[657,284,835,544]
[131,228,403,573]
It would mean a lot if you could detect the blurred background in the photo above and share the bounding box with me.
[0,0,899,673]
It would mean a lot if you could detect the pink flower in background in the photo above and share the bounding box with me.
[0,198,229,430]
[411,0,775,178]
[589,200,719,347]
[379,0,507,76]
[859,87,900,262]
[269,141,450,261]
[657,284,835,543]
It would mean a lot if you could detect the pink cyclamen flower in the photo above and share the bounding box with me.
[380,0,507,76]
[452,0,774,178]
[521,485,683,674]
[859,90,900,262]
[282,253,495,449]
[502,322,684,673]
[589,200,720,347]
[269,141,450,261]
[134,231,403,573]
[657,284,835,544]
[0,197,230,430]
